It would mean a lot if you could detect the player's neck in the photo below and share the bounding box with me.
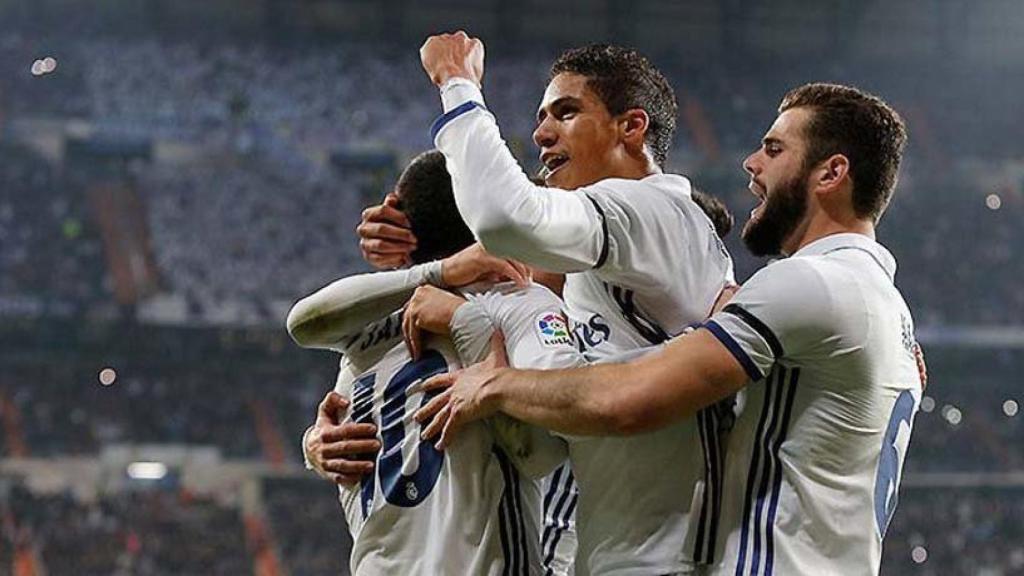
[785,214,875,255]
[607,155,661,182]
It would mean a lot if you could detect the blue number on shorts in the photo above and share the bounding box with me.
[377,349,449,507]
[873,389,917,538]
[351,373,378,519]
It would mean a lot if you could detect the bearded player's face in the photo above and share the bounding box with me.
[533,73,621,190]
[741,108,815,257]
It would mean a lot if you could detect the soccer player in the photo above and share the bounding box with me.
[288,150,580,575]
[418,83,921,576]
[425,34,735,575]
[350,34,735,575]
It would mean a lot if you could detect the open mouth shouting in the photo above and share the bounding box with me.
[540,151,570,181]
[748,180,768,220]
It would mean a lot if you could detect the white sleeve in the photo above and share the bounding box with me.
[285,261,444,353]
[433,86,733,306]
[456,283,585,479]
[432,85,605,273]
[704,258,847,381]
[448,298,497,366]
[464,284,586,372]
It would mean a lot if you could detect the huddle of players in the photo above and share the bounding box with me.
[288,32,921,576]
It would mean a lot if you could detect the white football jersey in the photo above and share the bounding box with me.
[703,233,922,576]
[434,82,735,575]
[454,284,587,576]
[328,281,578,576]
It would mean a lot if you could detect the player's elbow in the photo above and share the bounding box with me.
[286,299,321,347]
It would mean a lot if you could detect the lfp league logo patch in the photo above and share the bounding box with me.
[535,312,573,348]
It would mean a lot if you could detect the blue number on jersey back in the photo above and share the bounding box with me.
[377,349,449,507]
[873,389,917,538]
[351,373,378,519]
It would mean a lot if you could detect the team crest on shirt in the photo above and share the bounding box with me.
[536,312,573,348]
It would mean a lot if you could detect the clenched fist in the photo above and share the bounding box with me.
[420,31,485,87]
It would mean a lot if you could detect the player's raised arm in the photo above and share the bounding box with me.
[421,33,606,272]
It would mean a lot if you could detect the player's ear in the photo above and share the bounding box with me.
[815,154,850,192]
[619,108,649,150]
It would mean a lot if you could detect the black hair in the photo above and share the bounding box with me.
[780,83,907,223]
[393,150,475,263]
[690,187,734,239]
[550,44,678,167]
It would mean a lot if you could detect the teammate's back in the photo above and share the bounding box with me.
[336,333,542,575]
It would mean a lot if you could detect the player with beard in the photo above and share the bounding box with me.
[418,83,923,576]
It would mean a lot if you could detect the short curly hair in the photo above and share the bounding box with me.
[394,150,475,264]
[551,45,678,168]
[780,83,907,223]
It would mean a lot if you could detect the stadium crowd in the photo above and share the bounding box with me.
[0,35,1020,325]
[0,355,334,461]
[0,349,1020,473]
[0,24,1021,576]
[0,143,109,313]
[262,477,352,576]
[1,483,249,576]
[882,488,1024,576]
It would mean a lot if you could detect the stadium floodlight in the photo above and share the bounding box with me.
[126,461,168,480]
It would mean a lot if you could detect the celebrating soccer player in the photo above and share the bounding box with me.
[420,83,922,576]
[352,31,739,574]
[288,150,580,574]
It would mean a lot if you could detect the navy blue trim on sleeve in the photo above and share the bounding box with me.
[583,193,610,269]
[430,101,487,141]
[722,304,783,359]
[703,320,764,382]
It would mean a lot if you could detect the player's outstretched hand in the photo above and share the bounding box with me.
[305,391,380,486]
[441,243,530,288]
[403,285,467,359]
[420,31,485,87]
[357,192,417,269]
[414,332,510,449]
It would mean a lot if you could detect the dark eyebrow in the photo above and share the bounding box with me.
[537,96,583,123]
[762,136,784,147]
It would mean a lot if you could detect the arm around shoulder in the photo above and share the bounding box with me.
[488,328,749,436]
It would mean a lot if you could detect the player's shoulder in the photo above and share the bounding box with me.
[749,253,832,289]
[736,256,834,320]
[584,173,692,208]
[357,335,460,375]
[583,173,719,250]
[471,281,564,310]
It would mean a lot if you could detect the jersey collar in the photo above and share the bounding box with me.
[642,173,693,198]
[793,233,897,281]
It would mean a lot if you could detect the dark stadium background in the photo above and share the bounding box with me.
[1,1,1021,574]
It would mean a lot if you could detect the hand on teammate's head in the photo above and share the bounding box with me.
[420,31,485,87]
[357,192,417,269]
